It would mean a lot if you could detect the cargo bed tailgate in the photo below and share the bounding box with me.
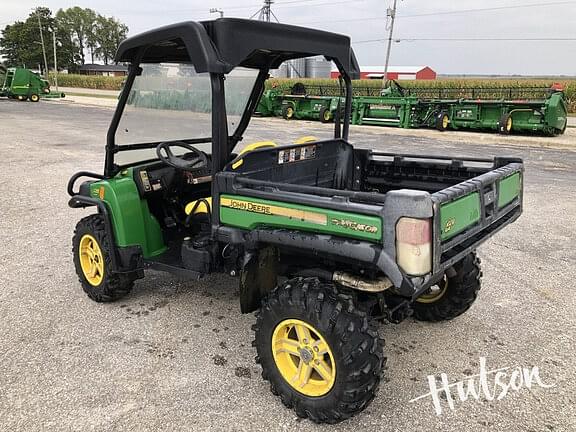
[431,158,523,273]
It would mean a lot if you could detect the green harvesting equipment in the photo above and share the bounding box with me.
[0,67,64,102]
[258,80,568,136]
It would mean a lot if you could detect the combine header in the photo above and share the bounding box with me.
[257,81,568,136]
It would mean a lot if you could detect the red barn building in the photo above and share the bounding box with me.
[331,65,436,80]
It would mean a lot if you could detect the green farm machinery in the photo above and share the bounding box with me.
[0,67,65,101]
[257,87,340,123]
[257,81,568,136]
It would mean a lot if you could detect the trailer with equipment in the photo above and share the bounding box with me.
[258,80,568,136]
[67,18,524,423]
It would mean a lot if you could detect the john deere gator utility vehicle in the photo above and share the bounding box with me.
[68,18,524,423]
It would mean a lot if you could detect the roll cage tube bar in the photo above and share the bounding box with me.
[103,54,354,178]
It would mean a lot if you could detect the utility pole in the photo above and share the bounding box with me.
[35,9,49,78]
[52,31,58,92]
[382,0,398,87]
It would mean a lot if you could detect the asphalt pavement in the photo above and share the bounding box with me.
[0,99,575,431]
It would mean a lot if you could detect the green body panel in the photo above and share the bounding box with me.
[498,172,521,208]
[89,169,167,258]
[440,193,481,241]
[1,67,50,98]
[219,194,382,242]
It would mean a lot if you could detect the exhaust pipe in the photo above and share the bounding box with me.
[332,271,393,293]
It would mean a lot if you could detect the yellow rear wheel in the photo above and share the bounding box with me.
[30,94,40,102]
[416,275,448,304]
[253,278,385,423]
[272,319,336,397]
[413,253,481,322]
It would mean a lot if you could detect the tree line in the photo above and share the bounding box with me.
[0,7,128,72]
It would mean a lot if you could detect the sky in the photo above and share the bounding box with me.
[2,0,576,75]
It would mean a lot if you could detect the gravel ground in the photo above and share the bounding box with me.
[0,99,575,432]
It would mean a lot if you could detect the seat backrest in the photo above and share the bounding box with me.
[224,139,354,190]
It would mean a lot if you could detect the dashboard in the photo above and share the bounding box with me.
[133,156,212,198]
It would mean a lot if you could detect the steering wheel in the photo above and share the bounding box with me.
[156,141,209,172]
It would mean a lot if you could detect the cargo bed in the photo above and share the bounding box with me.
[215,139,523,298]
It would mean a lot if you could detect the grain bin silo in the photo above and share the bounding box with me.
[288,58,306,79]
[270,62,289,78]
[305,57,332,78]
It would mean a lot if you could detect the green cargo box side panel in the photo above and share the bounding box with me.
[440,192,481,241]
[220,195,382,242]
[89,169,167,258]
[498,172,521,208]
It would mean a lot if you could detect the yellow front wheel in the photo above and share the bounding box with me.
[253,277,385,424]
[73,215,134,302]
[79,234,104,286]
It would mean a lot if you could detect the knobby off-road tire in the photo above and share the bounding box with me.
[72,214,134,302]
[413,253,482,322]
[253,277,385,424]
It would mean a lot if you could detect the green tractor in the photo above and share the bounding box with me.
[68,19,524,423]
[0,67,51,101]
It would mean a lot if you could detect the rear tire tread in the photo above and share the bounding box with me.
[253,277,385,424]
[413,253,481,322]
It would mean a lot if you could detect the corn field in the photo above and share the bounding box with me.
[48,73,125,91]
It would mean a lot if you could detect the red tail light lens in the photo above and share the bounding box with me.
[396,218,432,276]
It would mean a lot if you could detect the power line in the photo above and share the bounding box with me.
[121,0,359,15]
[399,1,576,18]
[354,37,576,44]
[291,0,576,25]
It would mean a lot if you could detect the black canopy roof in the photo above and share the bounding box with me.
[115,18,359,79]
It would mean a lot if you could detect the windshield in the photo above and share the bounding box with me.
[115,63,258,166]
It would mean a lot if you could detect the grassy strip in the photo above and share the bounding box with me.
[65,91,118,99]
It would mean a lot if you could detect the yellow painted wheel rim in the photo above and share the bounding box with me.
[272,319,336,397]
[286,107,294,117]
[442,114,449,129]
[416,276,448,304]
[31,94,39,102]
[323,110,331,121]
[506,116,513,131]
[79,234,104,286]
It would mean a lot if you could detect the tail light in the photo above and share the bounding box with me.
[396,217,432,276]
